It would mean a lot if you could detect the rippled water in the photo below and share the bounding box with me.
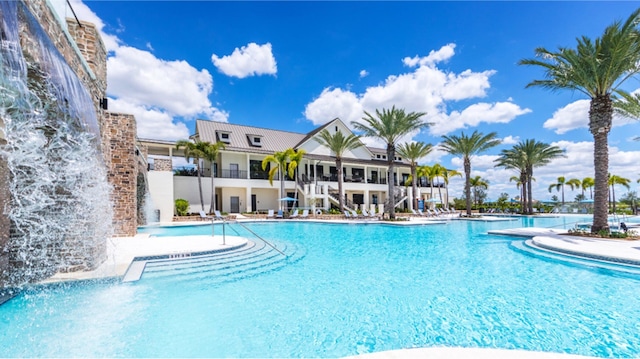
[2,217,640,358]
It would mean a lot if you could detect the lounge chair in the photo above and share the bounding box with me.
[300,209,309,219]
[427,209,438,217]
[276,210,284,219]
[418,209,429,217]
[214,210,225,220]
[350,210,360,219]
[344,210,351,219]
[199,210,213,221]
[411,209,420,216]
[266,209,275,219]
[289,209,299,219]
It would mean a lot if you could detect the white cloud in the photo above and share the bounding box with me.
[543,98,636,134]
[430,102,531,136]
[107,46,219,118]
[108,98,190,141]
[211,42,277,78]
[305,43,530,137]
[403,43,456,67]
[359,70,369,78]
[502,135,520,145]
[304,88,363,126]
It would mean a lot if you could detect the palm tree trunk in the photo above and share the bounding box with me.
[612,185,616,214]
[412,165,418,210]
[527,173,534,215]
[280,164,285,211]
[337,158,344,211]
[445,185,450,210]
[387,145,396,219]
[197,159,205,212]
[437,176,443,209]
[209,172,216,213]
[464,156,471,216]
[589,95,612,233]
[561,185,565,206]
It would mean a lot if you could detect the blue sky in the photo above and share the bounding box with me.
[54,1,640,201]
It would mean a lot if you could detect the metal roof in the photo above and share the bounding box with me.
[195,120,307,153]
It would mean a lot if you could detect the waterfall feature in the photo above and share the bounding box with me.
[0,1,112,288]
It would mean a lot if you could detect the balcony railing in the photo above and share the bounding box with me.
[219,169,247,179]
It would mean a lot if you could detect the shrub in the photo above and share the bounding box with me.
[175,198,189,216]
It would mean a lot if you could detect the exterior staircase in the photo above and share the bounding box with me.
[327,186,355,211]
[384,186,407,209]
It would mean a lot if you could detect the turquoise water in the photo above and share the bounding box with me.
[2,217,640,358]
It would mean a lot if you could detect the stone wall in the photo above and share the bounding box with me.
[154,158,173,171]
[0,138,10,285]
[106,112,138,237]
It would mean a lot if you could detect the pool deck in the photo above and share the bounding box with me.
[342,347,595,358]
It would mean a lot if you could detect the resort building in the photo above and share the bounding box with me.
[141,118,448,222]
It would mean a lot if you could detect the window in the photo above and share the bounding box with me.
[247,134,263,147]
[217,131,231,143]
[376,154,381,159]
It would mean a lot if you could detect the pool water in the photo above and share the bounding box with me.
[2,217,640,358]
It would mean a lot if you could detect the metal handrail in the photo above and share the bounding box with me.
[234,222,287,257]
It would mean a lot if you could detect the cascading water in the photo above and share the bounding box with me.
[0,1,113,289]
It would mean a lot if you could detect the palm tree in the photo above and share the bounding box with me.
[202,141,226,213]
[608,174,631,213]
[352,106,429,219]
[314,129,362,211]
[496,150,528,213]
[519,9,640,232]
[262,149,295,211]
[288,148,306,209]
[548,176,574,206]
[440,130,501,216]
[416,164,433,205]
[396,142,433,210]
[469,176,489,206]
[509,175,527,213]
[441,168,462,209]
[176,139,208,212]
[430,163,447,207]
[582,177,595,199]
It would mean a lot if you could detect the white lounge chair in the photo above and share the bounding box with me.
[418,209,429,217]
[276,210,284,219]
[300,209,309,219]
[199,210,213,221]
[289,209,299,219]
[214,210,225,220]
[266,209,275,219]
[350,210,359,219]
[344,210,352,219]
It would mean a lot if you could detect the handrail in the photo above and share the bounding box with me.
[234,222,287,257]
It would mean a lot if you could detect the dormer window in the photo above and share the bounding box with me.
[217,131,231,144]
[247,134,263,147]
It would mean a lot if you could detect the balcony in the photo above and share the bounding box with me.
[219,169,247,179]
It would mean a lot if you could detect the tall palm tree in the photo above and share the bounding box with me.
[202,141,226,213]
[396,141,433,210]
[582,177,595,199]
[262,148,295,211]
[314,129,362,211]
[440,130,500,216]
[176,139,209,212]
[608,174,631,213]
[288,149,306,209]
[519,9,640,232]
[441,168,462,209]
[352,106,429,219]
[548,176,575,206]
[469,176,489,206]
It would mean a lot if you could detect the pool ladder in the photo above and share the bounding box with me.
[209,218,287,257]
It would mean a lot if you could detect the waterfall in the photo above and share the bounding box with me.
[0,1,112,288]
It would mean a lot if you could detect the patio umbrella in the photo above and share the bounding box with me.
[425,198,440,202]
[580,199,594,203]
[279,197,297,201]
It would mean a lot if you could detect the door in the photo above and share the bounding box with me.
[230,196,240,213]
[251,194,257,213]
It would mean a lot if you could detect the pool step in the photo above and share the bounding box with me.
[132,239,304,284]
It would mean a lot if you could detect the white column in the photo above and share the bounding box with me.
[407,187,414,211]
[246,153,251,179]
[246,186,252,212]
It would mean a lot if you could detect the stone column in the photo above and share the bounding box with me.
[105,112,138,237]
[0,137,10,285]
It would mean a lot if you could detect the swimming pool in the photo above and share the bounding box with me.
[2,216,640,357]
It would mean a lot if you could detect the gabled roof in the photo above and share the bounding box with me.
[294,118,374,158]
[195,120,306,154]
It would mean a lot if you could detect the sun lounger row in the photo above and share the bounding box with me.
[266,209,310,219]
[411,208,457,217]
[344,208,380,220]
[199,210,226,221]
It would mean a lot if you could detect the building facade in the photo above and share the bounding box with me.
[142,118,447,221]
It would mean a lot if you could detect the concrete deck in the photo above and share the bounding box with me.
[42,233,247,283]
[342,348,595,359]
[489,227,640,266]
